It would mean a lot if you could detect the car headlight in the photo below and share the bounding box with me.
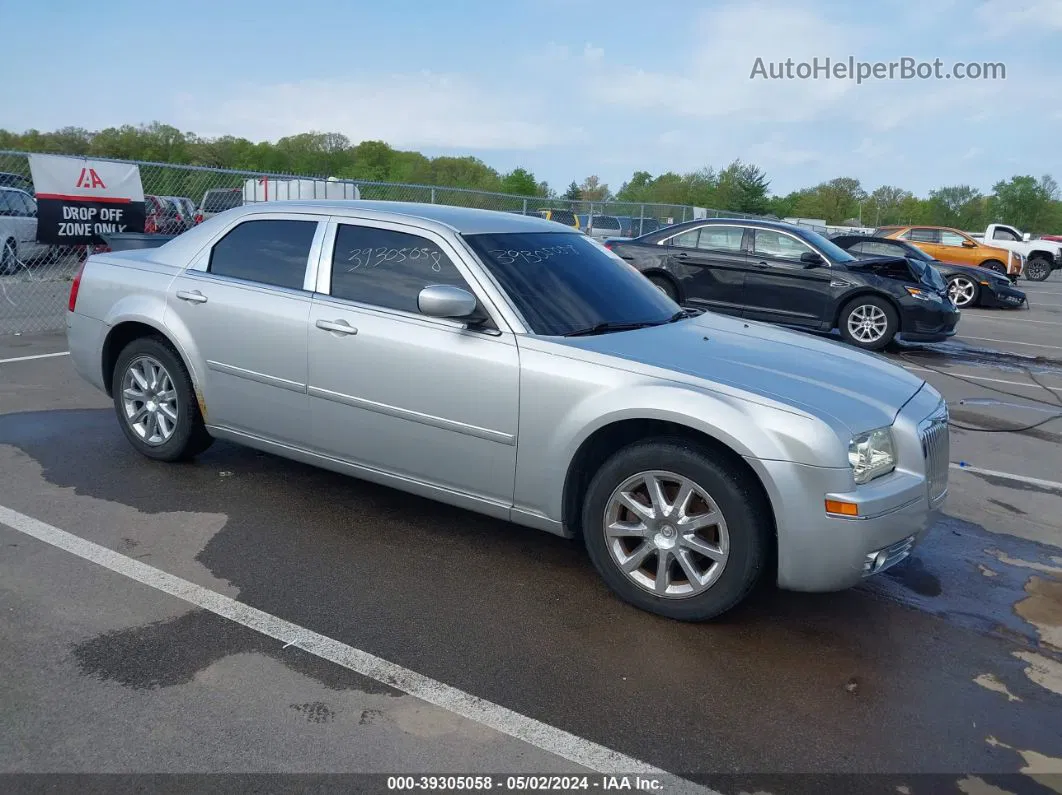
[905,286,943,302]
[849,427,896,484]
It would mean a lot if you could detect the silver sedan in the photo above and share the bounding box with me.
[65,200,949,621]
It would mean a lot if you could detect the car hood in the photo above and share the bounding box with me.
[557,311,928,434]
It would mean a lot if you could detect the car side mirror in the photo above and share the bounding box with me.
[418,284,479,320]
[800,251,824,267]
[962,240,976,248]
[1023,232,1031,242]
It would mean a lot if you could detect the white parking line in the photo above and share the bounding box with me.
[902,365,1062,392]
[950,463,1062,492]
[0,503,711,793]
[0,351,70,364]
[959,336,1062,352]
[960,314,1062,326]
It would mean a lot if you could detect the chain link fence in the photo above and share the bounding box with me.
[0,150,767,335]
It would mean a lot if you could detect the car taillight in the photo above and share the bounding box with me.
[146,215,157,234]
[604,241,613,250]
[69,261,85,312]
[194,213,203,224]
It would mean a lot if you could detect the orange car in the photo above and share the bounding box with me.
[875,225,1024,279]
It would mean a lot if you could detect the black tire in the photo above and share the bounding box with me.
[580,438,771,622]
[838,295,899,351]
[1026,257,1052,282]
[0,239,17,276]
[981,259,1007,276]
[946,275,979,308]
[647,273,679,302]
[111,335,214,462]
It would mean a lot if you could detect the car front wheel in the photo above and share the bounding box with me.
[581,439,770,622]
[838,295,898,351]
[947,275,979,308]
[111,336,214,462]
[1026,257,1053,282]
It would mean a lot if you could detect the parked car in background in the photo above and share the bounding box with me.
[0,172,35,195]
[875,225,1023,280]
[163,196,197,232]
[831,234,1026,310]
[64,200,948,622]
[533,208,580,230]
[195,188,244,224]
[583,214,624,242]
[606,218,960,351]
[617,216,664,237]
[977,222,1061,282]
[0,186,52,274]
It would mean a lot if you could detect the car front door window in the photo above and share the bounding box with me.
[753,230,815,262]
[938,231,968,247]
[328,224,472,314]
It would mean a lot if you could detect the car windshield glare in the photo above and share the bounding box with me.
[463,231,680,336]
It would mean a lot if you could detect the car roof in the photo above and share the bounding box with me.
[218,199,567,235]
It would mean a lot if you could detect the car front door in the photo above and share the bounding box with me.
[163,213,323,446]
[305,217,520,507]
[664,224,749,314]
[742,229,831,327]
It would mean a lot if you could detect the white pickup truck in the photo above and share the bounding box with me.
[979,223,1061,282]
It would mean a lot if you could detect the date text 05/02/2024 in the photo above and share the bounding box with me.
[386,776,667,791]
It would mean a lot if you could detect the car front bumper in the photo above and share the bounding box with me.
[898,299,961,342]
[749,384,948,593]
[981,281,1027,308]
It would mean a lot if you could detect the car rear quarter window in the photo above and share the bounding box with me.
[329,224,470,314]
[208,219,318,290]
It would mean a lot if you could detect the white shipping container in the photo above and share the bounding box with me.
[242,177,361,203]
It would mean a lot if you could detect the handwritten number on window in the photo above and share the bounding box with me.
[346,246,443,272]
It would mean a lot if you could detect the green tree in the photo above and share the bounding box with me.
[715,160,770,214]
[562,181,582,200]
[500,167,539,196]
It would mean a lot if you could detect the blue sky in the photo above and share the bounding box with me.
[2,0,1060,198]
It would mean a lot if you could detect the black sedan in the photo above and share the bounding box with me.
[605,218,960,351]
[830,234,1027,310]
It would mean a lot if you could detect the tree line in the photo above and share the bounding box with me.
[1,123,1059,233]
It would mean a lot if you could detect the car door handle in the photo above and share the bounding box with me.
[316,319,358,336]
[675,251,690,258]
[176,290,207,304]
[755,261,771,268]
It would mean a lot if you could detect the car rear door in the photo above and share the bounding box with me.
[742,228,831,327]
[899,227,949,262]
[305,217,520,508]
[663,224,749,314]
[164,213,324,446]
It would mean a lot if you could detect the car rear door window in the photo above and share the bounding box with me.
[669,229,700,248]
[697,226,744,252]
[208,218,318,290]
[329,224,471,314]
[904,228,940,244]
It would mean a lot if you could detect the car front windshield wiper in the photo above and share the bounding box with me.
[563,310,695,337]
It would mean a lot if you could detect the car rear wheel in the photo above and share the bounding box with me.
[981,259,1007,276]
[947,275,979,308]
[1026,257,1053,282]
[838,295,898,351]
[647,274,678,301]
[111,336,214,462]
[580,439,770,622]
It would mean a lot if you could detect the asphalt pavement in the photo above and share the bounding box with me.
[2,279,1062,794]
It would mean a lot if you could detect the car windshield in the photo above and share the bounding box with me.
[204,190,242,212]
[463,231,680,336]
[794,227,857,263]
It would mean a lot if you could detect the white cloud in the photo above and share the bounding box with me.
[974,0,1062,36]
[574,2,864,122]
[173,72,576,150]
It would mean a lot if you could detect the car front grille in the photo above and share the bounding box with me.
[919,405,950,504]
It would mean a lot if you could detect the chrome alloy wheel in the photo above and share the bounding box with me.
[603,470,730,599]
[121,355,179,446]
[847,304,889,344]
[948,277,977,307]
